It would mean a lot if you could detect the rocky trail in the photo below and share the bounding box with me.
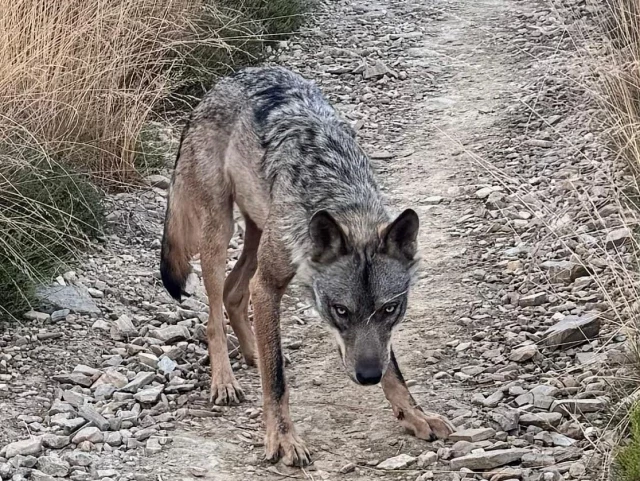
[0,0,635,480]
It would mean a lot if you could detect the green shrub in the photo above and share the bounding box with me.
[617,402,640,481]
[177,0,311,96]
[0,149,103,318]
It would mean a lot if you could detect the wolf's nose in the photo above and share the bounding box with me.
[355,366,382,385]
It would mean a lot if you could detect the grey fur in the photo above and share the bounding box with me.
[163,65,420,382]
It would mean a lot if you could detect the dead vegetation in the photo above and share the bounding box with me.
[597,0,640,478]
[0,0,309,317]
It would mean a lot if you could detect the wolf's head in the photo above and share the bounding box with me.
[306,208,419,385]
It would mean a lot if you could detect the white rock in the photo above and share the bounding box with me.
[377,454,417,470]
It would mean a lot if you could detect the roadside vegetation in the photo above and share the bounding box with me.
[598,0,640,479]
[0,0,309,318]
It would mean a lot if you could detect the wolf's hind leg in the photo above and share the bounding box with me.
[223,215,261,367]
[201,198,244,405]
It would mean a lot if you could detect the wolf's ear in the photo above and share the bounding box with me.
[309,210,349,263]
[381,209,419,261]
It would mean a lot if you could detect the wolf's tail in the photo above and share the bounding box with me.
[160,157,200,301]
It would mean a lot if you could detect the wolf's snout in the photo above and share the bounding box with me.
[355,359,383,385]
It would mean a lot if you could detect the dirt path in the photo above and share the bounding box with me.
[1,0,625,480]
[146,0,560,479]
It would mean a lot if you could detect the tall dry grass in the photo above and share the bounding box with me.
[603,0,640,181]
[0,0,309,317]
[0,0,202,183]
[599,0,640,478]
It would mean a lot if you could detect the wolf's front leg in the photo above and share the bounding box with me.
[251,265,311,467]
[382,348,455,440]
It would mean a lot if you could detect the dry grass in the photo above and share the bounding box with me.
[0,0,200,184]
[0,0,308,184]
[603,0,640,182]
[590,0,640,478]
[0,0,309,318]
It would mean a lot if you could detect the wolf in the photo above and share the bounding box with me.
[160,66,454,466]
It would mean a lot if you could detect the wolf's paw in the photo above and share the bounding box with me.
[265,429,311,467]
[398,408,455,441]
[209,376,244,406]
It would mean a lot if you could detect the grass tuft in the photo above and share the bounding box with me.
[617,402,640,481]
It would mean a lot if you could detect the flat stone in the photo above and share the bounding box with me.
[489,407,519,432]
[36,455,70,477]
[24,311,51,322]
[62,450,94,467]
[97,469,119,478]
[540,260,587,283]
[417,451,438,467]
[48,400,76,415]
[72,426,104,444]
[569,462,586,478]
[73,365,100,377]
[549,432,576,447]
[145,174,170,189]
[104,432,122,447]
[11,455,37,468]
[36,285,100,314]
[605,228,631,248]
[149,325,190,344]
[30,470,56,481]
[509,344,539,362]
[138,353,159,369]
[519,292,548,307]
[94,384,117,400]
[550,399,606,415]
[120,371,155,393]
[543,313,601,350]
[363,60,396,79]
[93,369,129,389]
[134,384,164,403]
[50,414,86,432]
[78,404,110,431]
[476,187,496,199]
[424,196,444,205]
[145,437,163,455]
[451,440,475,458]
[51,309,70,322]
[487,467,523,481]
[377,454,417,470]
[87,288,103,298]
[110,315,138,341]
[522,452,555,468]
[41,434,70,449]
[450,449,529,470]
[91,319,111,331]
[519,412,563,428]
[52,372,93,388]
[482,390,504,408]
[2,437,42,458]
[62,389,86,407]
[449,428,495,442]
[526,139,553,148]
[533,394,555,410]
[530,385,559,397]
[189,467,208,477]
[157,357,177,374]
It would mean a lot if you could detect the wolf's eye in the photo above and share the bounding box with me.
[334,305,349,317]
[384,304,397,314]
